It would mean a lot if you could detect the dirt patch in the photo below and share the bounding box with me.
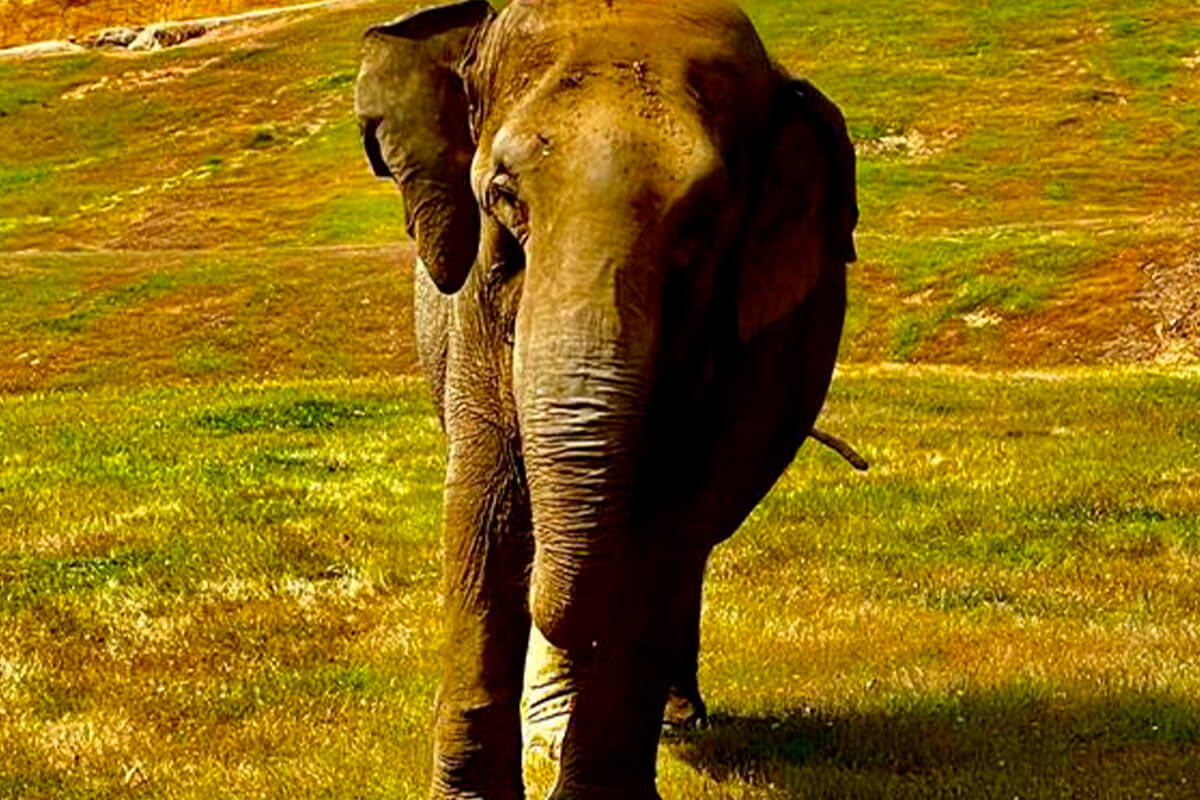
[1005,244,1200,367]
[0,0,350,54]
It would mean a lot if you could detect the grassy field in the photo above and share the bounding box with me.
[2,0,1200,797]
[2,368,1198,798]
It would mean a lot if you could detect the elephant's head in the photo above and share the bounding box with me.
[356,0,856,653]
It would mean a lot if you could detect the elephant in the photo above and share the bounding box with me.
[354,1,857,797]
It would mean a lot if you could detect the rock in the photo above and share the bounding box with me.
[84,27,141,48]
[128,23,208,51]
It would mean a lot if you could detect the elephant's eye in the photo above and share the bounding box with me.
[486,171,529,240]
[488,172,518,204]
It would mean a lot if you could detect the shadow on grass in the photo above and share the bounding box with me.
[667,690,1200,798]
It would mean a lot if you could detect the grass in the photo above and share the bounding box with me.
[0,1,415,252]
[0,378,445,799]
[741,0,1200,364]
[0,0,332,49]
[0,248,418,394]
[2,369,1198,798]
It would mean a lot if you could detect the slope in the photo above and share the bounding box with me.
[1,0,1198,398]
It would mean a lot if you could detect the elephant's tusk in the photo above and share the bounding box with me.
[810,426,869,472]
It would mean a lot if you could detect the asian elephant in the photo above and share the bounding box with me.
[354,0,857,797]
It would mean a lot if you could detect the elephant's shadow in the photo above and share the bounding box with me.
[665,690,1200,798]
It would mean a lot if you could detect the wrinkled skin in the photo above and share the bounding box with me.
[355,1,857,797]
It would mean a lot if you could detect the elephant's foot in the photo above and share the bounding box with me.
[431,696,525,800]
[662,684,708,730]
[523,683,574,761]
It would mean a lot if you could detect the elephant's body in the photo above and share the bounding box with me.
[357,1,856,797]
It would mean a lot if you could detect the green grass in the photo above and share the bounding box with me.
[2,368,1198,798]
[0,0,421,251]
[37,273,180,334]
[301,185,409,245]
[0,378,444,798]
[740,0,1200,363]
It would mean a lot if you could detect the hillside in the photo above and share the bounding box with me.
[1,0,1199,396]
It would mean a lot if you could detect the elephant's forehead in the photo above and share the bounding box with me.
[490,0,768,75]
[478,1,774,132]
[509,0,743,18]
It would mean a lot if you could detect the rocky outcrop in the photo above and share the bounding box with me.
[79,22,209,51]
[83,26,140,48]
[129,22,209,50]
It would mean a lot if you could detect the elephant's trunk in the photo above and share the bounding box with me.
[515,239,659,654]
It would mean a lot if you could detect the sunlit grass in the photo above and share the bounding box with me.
[2,368,1198,798]
[741,0,1200,363]
[654,370,1200,798]
[0,378,445,798]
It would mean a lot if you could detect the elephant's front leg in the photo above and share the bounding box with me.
[549,547,672,800]
[430,432,532,799]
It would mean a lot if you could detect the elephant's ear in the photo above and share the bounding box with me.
[736,78,858,342]
[355,1,495,294]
